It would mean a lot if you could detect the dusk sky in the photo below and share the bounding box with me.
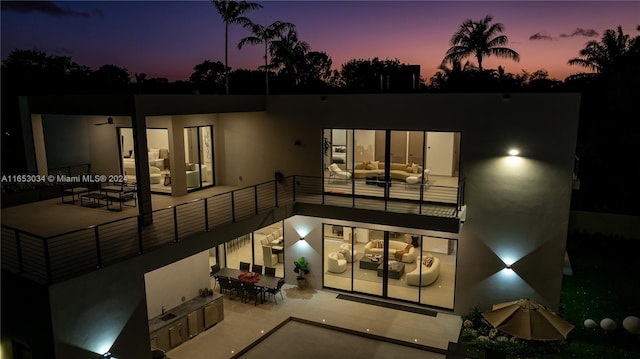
[1,1,638,82]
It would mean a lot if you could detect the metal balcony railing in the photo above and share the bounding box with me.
[1,175,464,284]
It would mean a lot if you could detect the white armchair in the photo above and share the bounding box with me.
[339,243,358,263]
[328,163,352,183]
[406,169,430,185]
[149,166,162,184]
[327,252,347,273]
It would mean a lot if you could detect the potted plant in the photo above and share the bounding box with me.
[293,257,310,289]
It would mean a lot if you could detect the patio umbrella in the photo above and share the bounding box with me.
[482,299,574,341]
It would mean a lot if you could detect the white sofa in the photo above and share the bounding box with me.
[327,252,347,273]
[406,255,440,286]
[123,163,162,184]
[124,148,168,172]
[364,240,416,263]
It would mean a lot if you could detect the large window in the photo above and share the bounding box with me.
[184,126,214,191]
[223,222,285,277]
[118,127,171,193]
[323,128,462,212]
[323,222,457,309]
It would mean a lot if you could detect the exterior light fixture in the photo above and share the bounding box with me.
[103,353,112,359]
[508,149,520,156]
[299,236,305,241]
[505,264,513,270]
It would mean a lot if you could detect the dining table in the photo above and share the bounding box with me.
[216,267,282,303]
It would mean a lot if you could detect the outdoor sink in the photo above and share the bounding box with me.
[159,313,177,321]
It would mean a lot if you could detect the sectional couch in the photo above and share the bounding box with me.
[406,255,440,286]
[364,239,416,263]
[353,161,423,181]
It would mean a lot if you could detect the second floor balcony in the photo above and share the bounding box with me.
[1,175,465,285]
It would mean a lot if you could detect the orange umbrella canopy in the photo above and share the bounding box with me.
[482,299,575,341]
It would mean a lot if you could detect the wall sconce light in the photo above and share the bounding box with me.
[505,264,513,270]
[103,353,112,359]
[508,149,520,156]
[299,236,305,241]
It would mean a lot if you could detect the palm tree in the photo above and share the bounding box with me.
[269,28,310,87]
[429,60,476,90]
[211,0,262,94]
[443,15,519,71]
[567,26,640,80]
[238,21,294,95]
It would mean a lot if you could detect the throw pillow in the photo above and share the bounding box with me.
[370,161,379,170]
[362,161,370,169]
[422,255,433,267]
[406,166,413,173]
[425,257,434,268]
[411,163,419,174]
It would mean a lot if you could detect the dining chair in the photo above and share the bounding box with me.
[229,278,245,302]
[252,264,263,274]
[264,266,277,277]
[210,264,220,277]
[243,283,261,306]
[217,276,232,297]
[239,261,250,272]
[265,278,285,304]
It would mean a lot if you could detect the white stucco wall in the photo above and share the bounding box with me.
[143,250,210,318]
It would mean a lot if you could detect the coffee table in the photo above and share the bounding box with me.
[80,192,110,208]
[359,256,382,270]
[377,262,405,279]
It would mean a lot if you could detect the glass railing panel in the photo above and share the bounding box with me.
[141,209,176,250]
[98,217,139,265]
[176,200,206,238]
[48,229,96,281]
[233,188,256,221]
[256,182,277,213]
[207,193,233,228]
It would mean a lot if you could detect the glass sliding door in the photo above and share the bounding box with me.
[353,228,383,296]
[147,128,170,194]
[184,125,214,191]
[418,236,457,309]
[324,129,354,205]
[119,127,135,180]
[199,126,214,187]
[323,224,352,291]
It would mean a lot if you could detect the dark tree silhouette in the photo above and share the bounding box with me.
[269,28,310,87]
[340,58,421,92]
[567,25,640,80]
[1,49,91,94]
[299,51,334,89]
[211,0,262,94]
[189,60,227,93]
[238,20,294,95]
[89,64,131,93]
[443,15,519,71]
[429,60,476,90]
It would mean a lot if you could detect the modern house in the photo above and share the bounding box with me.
[1,93,580,358]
